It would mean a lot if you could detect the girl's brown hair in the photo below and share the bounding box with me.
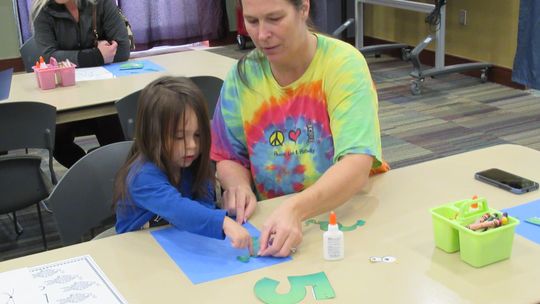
[113,76,213,209]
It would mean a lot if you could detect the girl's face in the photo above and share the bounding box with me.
[242,0,309,66]
[171,107,200,169]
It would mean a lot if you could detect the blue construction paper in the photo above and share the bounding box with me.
[151,222,292,284]
[104,60,165,77]
[503,198,540,245]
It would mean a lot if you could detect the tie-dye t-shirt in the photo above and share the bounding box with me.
[211,34,382,200]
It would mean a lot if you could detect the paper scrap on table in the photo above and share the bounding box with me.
[76,66,114,81]
[104,60,165,77]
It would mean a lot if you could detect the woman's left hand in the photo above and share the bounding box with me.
[257,201,303,257]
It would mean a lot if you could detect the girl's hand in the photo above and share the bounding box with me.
[223,217,253,255]
[257,201,303,257]
[222,185,257,224]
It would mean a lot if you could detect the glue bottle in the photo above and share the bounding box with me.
[323,211,344,260]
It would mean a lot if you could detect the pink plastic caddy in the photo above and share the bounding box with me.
[33,58,76,90]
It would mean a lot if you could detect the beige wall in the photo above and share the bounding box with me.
[363,0,519,68]
[0,0,22,60]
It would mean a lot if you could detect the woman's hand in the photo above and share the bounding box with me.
[97,40,118,64]
[223,217,253,255]
[222,185,257,224]
[257,201,303,257]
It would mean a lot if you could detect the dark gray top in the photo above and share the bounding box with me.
[33,0,130,67]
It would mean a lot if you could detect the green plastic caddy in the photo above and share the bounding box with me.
[430,197,519,267]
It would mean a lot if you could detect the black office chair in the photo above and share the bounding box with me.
[20,36,41,73]
[190,75,223,117]
[0,102,57,250]
[115,76,223,140]
[45,141,133,246]
[115,90,141,140]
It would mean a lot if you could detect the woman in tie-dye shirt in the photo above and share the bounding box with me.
[211,0,386,257]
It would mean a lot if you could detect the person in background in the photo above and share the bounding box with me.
[32,0,129,67]
[114,76,253,253]
[211,0,388,257]
[31,0,129,168]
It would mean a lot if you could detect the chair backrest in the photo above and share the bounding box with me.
[0,101,57,184]
[0,102,56,151]
[114,76,223,140]
[46,141,133,246]
[190,75,223,117]
[0,155,51,214]
[20,36,41,73]
[115,90,141,140]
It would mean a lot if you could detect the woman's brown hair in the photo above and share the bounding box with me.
[113,76,213,209]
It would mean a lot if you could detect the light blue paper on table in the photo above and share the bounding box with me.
[104,60,165,77]
[502,198,540,245]
[151,222,292,284]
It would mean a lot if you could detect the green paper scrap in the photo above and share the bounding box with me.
[253,236,260,254]
[525,217,540,226]
[340,220,366,231]
[254,272,335,304]
[304,219,318,226]
[119,62,144,70]
[305,218,366,231]
[237,256,251,263]
[237,236,260,263]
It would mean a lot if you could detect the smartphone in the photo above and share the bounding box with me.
[475,168,539,194]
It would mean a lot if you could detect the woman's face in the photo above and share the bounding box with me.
[171,107,201,169]
[54,0,73,4]
[242,0,309,65]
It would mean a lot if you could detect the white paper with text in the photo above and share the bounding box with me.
[76,67,114,82]
[29,255,127,304]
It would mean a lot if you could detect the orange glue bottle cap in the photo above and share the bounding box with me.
[38,56,47,69]
[329,211,337,225]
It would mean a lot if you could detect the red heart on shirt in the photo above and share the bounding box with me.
[289,129,301,142]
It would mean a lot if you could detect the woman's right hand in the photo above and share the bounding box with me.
[222,185,257,224]
[223,217,253,255]
[97,40,118,64]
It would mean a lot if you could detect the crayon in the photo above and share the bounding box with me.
[473,213,491,225]
[467,218,502,231]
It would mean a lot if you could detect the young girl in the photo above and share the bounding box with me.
[113,76,252,253]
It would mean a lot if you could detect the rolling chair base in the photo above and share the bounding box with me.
[410,62,492,95]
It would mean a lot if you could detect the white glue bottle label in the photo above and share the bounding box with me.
[323,211,344,260]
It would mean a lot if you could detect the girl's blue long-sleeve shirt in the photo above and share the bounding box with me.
[115,161,226,239]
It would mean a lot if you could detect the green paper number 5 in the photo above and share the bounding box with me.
[254,271,335,304]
